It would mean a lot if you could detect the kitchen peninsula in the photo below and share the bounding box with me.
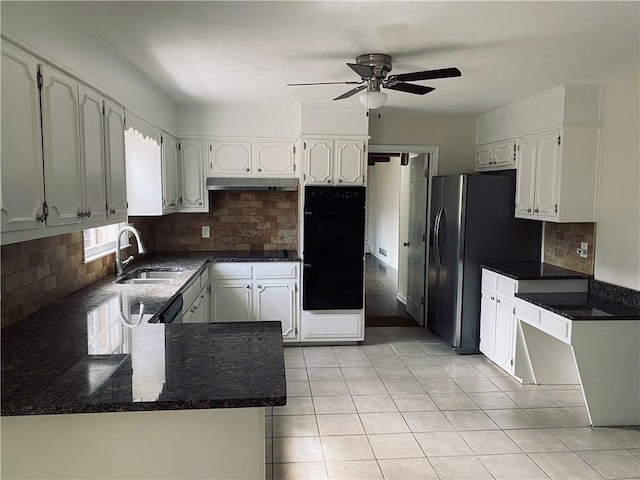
[1,252,289,479]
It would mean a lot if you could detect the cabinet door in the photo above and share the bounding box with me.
[209,141,252,176]
[254,281,297,339]
[475,145,492,170]
[492,140,516,167]
[211,282,252,322]
[515,136,537,218]
[534,132,560,219]
[40,64,82,227]
[104,100,127,220]
[479,289,497,359]
[78,85,107,223]
[253,142,296,177]
[303,139,333,185]
[0,45,45,232]
[161,132,179,212]
[334,140,365,185]
[494,296,515,374]
[180,139,208,212]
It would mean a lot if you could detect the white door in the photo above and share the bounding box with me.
[335,140,365,185]
[479,289,496,358]
[104,100,127,220]
[78,85,107,223]
[494,296,515,374]
[208,141,252,176]
[40,64,83,227]
[180,139,207,212]
[534,131,560,219]
[405,153,428,324]
[253,142,296,177]
[515,136,537,217]
[254,281,297,339]
[304,139,333,184]
[210,282,252,322]
[0,44,46,232]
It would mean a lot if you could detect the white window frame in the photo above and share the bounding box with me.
[83,222,129,263]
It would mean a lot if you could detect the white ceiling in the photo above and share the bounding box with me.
[64,1,639,115]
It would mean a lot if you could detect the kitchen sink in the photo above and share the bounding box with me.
[116,269,183,285]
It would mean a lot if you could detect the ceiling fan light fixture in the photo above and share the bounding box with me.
[359,89,387,109]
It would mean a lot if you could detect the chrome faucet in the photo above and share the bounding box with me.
[115,226,147,276]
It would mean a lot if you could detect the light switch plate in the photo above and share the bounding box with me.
[202,226,210,238]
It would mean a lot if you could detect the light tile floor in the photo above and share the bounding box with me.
[267,327,640,480]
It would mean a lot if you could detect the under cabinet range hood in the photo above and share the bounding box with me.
[206,177,299,191]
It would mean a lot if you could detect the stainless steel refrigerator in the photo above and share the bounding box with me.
[427,173,541,354]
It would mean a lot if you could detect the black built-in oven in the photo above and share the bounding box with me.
[303,186,366,310]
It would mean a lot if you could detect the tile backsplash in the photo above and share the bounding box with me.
[152,190,298,252]
[543,222,596,275]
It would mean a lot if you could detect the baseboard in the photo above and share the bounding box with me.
[370,252,397,270]
[395,294,407,305]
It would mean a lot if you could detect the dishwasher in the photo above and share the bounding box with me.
[157,295,183,323]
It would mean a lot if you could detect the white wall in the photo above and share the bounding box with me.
[594,73,640,290]
[368,158,401,268]
[369,112,476,174]
[1,2,176,131]
[300,103,369,136]
[177,103,300,138]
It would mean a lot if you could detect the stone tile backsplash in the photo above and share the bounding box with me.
[152,190,298,252]
[543,222,596,275]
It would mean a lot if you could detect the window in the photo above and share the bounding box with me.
[83,222,128,263]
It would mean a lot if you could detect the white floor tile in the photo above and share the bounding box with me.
[391,393,439,412]
[307,367,344,381]
[310,380,350,396]
[316,414,365,436]
[378,457,439,479]
[402,411,455,433]
[352,394,398,413]
[443,409,499,431]
[274,396,315,416]
[430,455,494,479]
[578,449,640,479]
[345,379,387,395]
[549,427,618,451]
[367,432,425,459]
[325,460,383,479]
[414,431,474,456]
[529,451,604,479]
[359,412,410,434]
[273,462,328,480]
[272,436,324,463]
[273,414,319,437]
[460,430,522,454]
[479,453,550,479]
[430,393,480,410]
[506,429,572,453]
[382,379,425,394]
[313,395,356,414]
[321,435,375,461]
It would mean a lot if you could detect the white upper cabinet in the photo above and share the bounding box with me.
[78,85,107,224]
[515,128,598,222]
[302,137,366,186]
[0,44,45,233]
[180,139,208,212]
[161,132,180,213]
[252,141,296,176]
[475,139,516,171]
[40,64,83,227]
[208,139,297,177]
[104,100,127,221]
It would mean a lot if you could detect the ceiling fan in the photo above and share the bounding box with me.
[287,53,461,109]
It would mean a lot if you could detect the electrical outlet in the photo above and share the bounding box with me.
[202,226,210,238]
[576,241,588,258]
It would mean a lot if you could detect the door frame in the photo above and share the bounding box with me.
[367,144,440,324]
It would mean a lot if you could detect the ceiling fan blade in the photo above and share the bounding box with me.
[347,62,375,78]
[287,80,363,86]
[391,67,462,82]
[385,83,435,95]
[333,84,367,101]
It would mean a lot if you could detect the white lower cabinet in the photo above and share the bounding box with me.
[480,268,589,380]
[210,262,299,341]
[300,311,364,342]
[181,268,211,324]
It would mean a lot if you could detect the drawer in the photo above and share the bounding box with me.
[254,262,298,280]
[181,283,195,312]
[497,276,517,297]
[539,311,572,344]
[482,269,498,291]
[515,299,541,327]
[210,263,253,280]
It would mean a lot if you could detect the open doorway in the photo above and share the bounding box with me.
[364,145,438,327]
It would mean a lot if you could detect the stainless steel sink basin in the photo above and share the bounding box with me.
[116,269,183,285]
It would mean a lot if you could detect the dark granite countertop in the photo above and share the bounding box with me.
[481,262,591,281]
[1,251,293,416]
[515,292,640,320]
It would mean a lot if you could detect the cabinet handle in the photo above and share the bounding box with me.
[326,179,331,184]
[198,201,203,206]
[403,242,409,247]
[534,209,539,213]
[257,168,262,172]
[257,284,262,289]
[78,211,85,219]
[244,167,250,172]
[110,208,116,215]
[37,214,46,223]
[85,209,91,218]
[246,284,251,290]
[496,299,501,304]
[490,296,495,300]
[527,208,532,213]
[338,179,343,183]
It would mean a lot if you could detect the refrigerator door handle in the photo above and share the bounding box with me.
[433,204,444,269]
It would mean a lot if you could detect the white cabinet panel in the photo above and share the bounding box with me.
[479,289,497,359]
[78,85,107,223]
[0,44,45,233]
[161,132,180,213]
[208,141,252,176]
[494,296,515,373]
[254,281,297,339]
[334,140,365,184]
[40,64,82,227]
[514,136,537,216]
[301,312,363,341]
[534,132,560,218]
[253,142,296,176]
[303,139,333,185]
[104,99,127,220]
[180,139,208,212]
[211,282,253,322]
[475,140,516,171]
[303,138,366,186]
